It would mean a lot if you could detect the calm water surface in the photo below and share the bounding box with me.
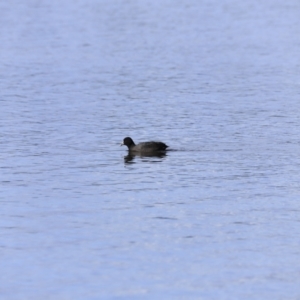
[1,0,300,299]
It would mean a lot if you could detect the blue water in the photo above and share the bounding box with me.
[1,0,300,299]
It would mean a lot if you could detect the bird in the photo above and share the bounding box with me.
[121,137,168,153]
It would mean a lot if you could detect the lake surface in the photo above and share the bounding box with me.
[1,0,300,299]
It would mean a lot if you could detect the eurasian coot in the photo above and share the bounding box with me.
[121,137,168,152]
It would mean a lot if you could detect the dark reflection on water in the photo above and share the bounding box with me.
[124,152,167,163]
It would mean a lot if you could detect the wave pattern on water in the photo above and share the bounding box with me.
[1,0,300,299]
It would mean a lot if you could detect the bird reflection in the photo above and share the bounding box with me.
[124,152,167,163]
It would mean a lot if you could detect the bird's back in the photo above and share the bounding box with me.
[134,141,168,152]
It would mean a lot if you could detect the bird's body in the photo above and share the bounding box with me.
[121,137,168,153]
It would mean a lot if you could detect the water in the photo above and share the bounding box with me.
[1,0,300,299]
